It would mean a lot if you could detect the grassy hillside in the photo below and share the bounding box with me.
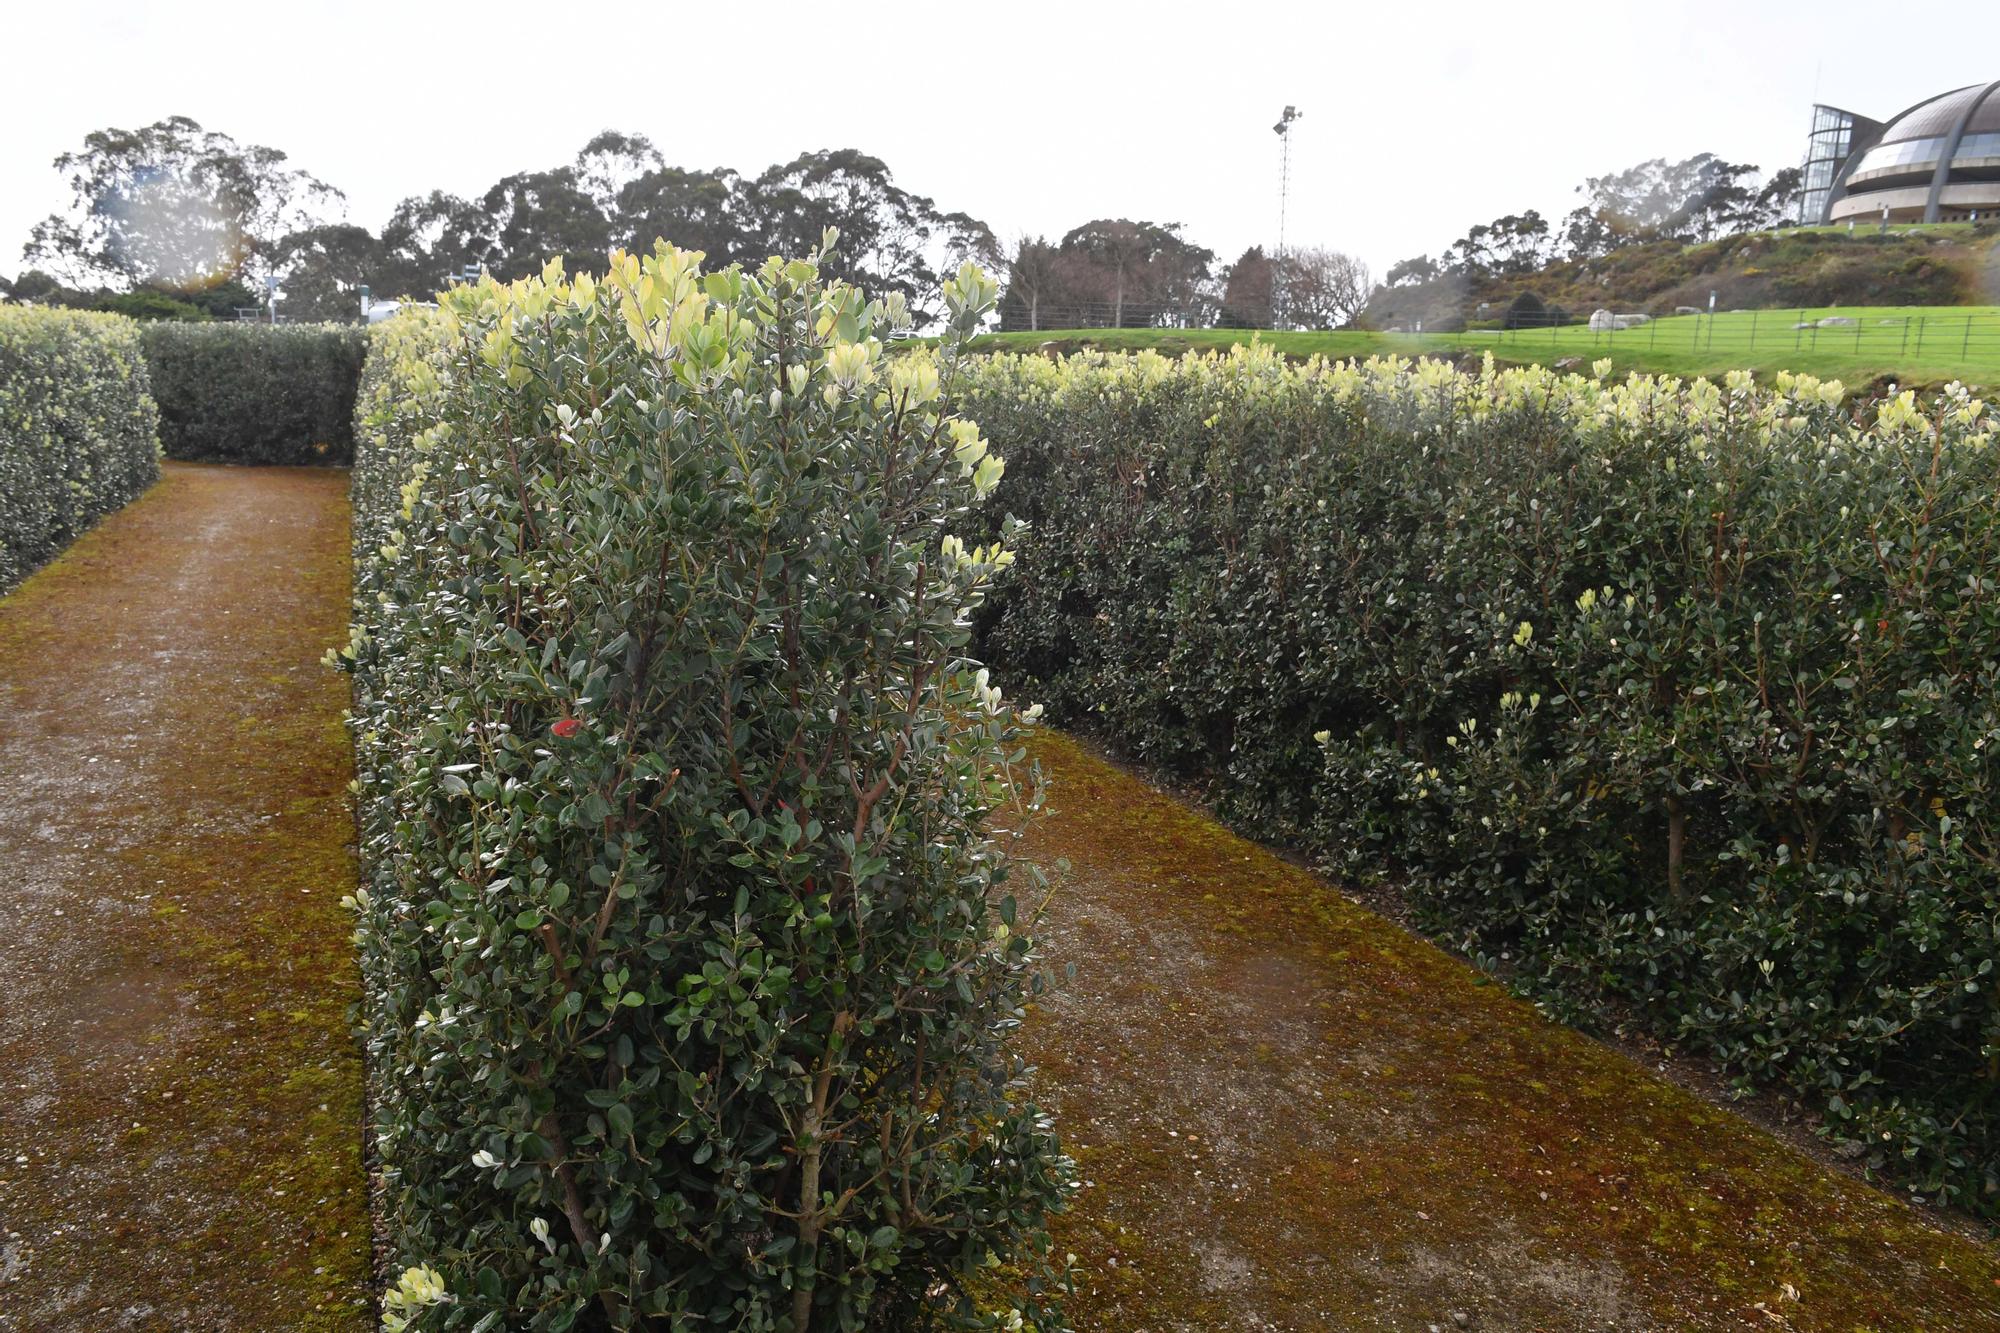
[1365,225,2000,332]
[971,303,2000,389]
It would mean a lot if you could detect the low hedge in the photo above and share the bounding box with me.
[344,249,1069,1331]
[0,306,159,591]
[960,346,2000,1213]
[143,322,366,465]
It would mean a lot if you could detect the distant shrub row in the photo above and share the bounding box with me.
[143,322,366,465]
[960,345,2000,1213]
[0,307,158,591]
[344,250,1068,1331]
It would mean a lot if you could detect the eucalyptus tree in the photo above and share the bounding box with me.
[24,115,340,291]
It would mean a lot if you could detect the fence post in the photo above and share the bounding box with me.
[1901,318,1910,356]
[1794,309,1805,351]
[1915,316,1926,356]
[1965,316,1974,358]
[1750,309,1758,353]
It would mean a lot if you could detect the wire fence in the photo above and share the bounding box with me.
[1464,309,2000,367]
[995,300,2000,369]
[1000,299,1240,332]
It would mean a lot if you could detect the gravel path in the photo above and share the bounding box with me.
[1018,730,2000,1332]
[3,462,1995,1332]
[0,463,368,1332]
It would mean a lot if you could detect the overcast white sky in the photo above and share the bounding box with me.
[4,1,1998,285]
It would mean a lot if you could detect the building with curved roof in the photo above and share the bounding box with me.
[1805,80,2000,225]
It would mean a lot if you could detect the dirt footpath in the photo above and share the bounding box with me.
[0,463,368,1332]
[1017,730,2000,1333]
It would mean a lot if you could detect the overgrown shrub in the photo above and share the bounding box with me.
[345,245,1070,1331]
[144,322,365,464]
[0,306,159,590]
[961,346,2000,1213]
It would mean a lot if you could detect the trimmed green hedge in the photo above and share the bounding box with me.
[344,251,1069,1331]
[143,322,365,465]
[961,346,2000,1213]
[0,306,159,591]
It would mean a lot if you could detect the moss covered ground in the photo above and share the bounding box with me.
[0,463,368,1331]
[3,460,1996,1331]
[1014,730,2000,1331]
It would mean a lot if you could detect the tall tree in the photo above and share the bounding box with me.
[1483,211,1553,274]
[0,270,70,305]
[1218,245,1273,328]
[1056,219,1213,327]
[1559,206,1620,262]
[573,130,664,218]
[1751,166,1805,231]
[992,233,1088,330]
[268,222,384,322]
[616,166,747,265]
[1579,156,1688,238]
[376,191,487,297]
[936,210,1004,277]
[24,116,341,291]
[1670,158,1764,242]
[742,149,964,315]
[1385,254,1441,287]
[474,168,612,281]
[1579,153,1766,243]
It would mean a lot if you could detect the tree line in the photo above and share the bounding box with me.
[5,118,1804,332]
[1361,156,1809,331]
[1384,155,1805,288]
[999,227,1371,332]
[5,116,1375,331]
[7,119,1007,324]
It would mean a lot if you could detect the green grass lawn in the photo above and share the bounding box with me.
[970,304,2000,387]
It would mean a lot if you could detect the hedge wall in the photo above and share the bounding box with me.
[344,251,1068,1331]
[143,322,366,465]
[960,346,2000,1213]
[0,306,159,591]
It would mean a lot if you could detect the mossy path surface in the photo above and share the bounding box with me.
[0,463,367,1332]
[1017,730,2000,1332]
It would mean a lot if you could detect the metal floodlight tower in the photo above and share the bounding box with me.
[1272,105,1302,329]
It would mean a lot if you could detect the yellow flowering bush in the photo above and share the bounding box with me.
[345,244,1069,1330]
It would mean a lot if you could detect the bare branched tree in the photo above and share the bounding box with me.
[1278,247,1372,329]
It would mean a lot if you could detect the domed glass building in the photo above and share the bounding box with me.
[1803,81,2000,224]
